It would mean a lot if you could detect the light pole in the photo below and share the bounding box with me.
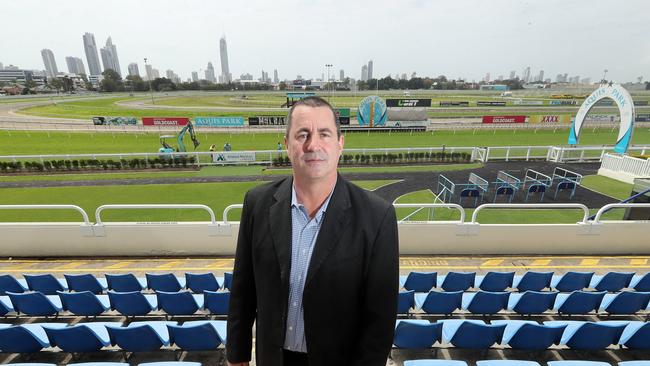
[602,69,608,84]
[325,63,333,101]
[144,57,155,104]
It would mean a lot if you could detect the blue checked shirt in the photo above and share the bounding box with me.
[283,184,334,352]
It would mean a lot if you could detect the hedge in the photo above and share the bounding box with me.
[271,151,472,167]
[0,156,197,173]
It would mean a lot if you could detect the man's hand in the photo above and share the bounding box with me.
[227,363,249,366]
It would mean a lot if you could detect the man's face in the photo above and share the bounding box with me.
[285,105,344,183]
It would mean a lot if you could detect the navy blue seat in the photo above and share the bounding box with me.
[509,291,558,315]
[8,291,62,316]
[630,273,650,291]
[476,272,514,292]
[0,323,66,352]
[616,321,650,349]
[444,320,506,349]
[493,320,566,350]
[401,272,437,292]
[204,290,230,315]
[600,291,650,315]
[0,274,27,295]
[416,291,463,315]
[146,273,184,292]
[439,272,475,292]
[405,361,468,366]
[590,272,634,292]
[0,297,14,316]
[44,322,117,352]
[58,291,110,316]
[555,291,606,315]
[105,273,145,292]
[107,291,156,316]
[168,320,227,351]
[397,290,415,314]
[514,271,553,292]
[65,274,108,294]
[24,274,67,295]
[552,271,594,292]
[107,321,174,352]
[185,273,220,293]
[393,320,442,349]
[463,291,510,315]
[223,272,233,290]
[545,321,626,350]
[156,291,202,316]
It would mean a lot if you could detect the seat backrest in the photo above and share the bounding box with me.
[466,291,510,315]
[0,274,25,295]
[185,273,219,293]
[156,291,199,315]
[58,291,106,316]
[168,323,221,350]
[421,291,463,314]
[622,322,650,349]
[508,323,567,350]
[513,291,558,315]
[632,273,650,291]
[450,322,506,349]
[107,324,164,352]
[605,291,650,315]
[554,271,594,292]
[106,273,143,292]
[404,272,437,292]
[204,290,230,315]
[0,326,47,352]
[516,271,553,292]
[558,291,606,315]
[8,291,59,316]
[441,272,476,292]
[146,273,182,292]
[107,291,153,316]
[393,321,442,349]
[567,323,625,350]
[397,291,415,314]
[64,274,104,294]
[223,272,233,290]
[44,325,104,352]
[24,274,64,295]
[594,272,634,292]
[479,272,514,292]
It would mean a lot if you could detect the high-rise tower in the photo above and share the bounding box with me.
[219,36,231,83]
[41,49,58,77]
[83,33,101,76]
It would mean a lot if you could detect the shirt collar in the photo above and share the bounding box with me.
[291,179,336,223]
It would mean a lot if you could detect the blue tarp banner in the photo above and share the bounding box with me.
[195,117,245,127]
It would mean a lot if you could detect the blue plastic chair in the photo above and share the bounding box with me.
[65,274,108,294]
[0,296,15,316]
[619,362,650,366]
[107,291,156,316]
[185,273,221,293]
[513,271,553,292]
[24,274,67,295]
[545,321,626,350]
[404,361,468,366]
[58,291,110,316]
[0,323,66,352]
[44,322,118,352]
[616,321,650,349]
[601,291,650,315]
[146,273,185,292]
[397,290,415,315]
[393,320,442,349]
[555,291,606,315]
[548,362,610,366]
[105,273,146,292]
[401,272,437,292]
[223,272,233,290]
[590,272,634,292]
[476,272,514,292]
[156,290,202,316]
[509,291,558,315]
[204,290,230,315]
[630,273,650,291]
[551,272,594,292]
[478,361,541,366]
[439,272,475,292]
[139,362,202,366]
[168,320,227,351]
[416,291,463,315]
[7,291,62,316]
[492,320,565,350]
[0,274,27,295]
[107,321,175,352]
[445,320,506,349]
[463,291,510,315]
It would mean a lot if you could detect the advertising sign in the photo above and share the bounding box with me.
[335,108,351,125]
[212,152,256,163]
[384,120,429,128]
[385,99,432,107]
[636,114,650,122]
[585,114,619,122]
[529,115,572,124]
[513,99,544,105]
[549,100,577,105]
[439,101,469,106]
[357,95,388,127]
[634,101,649,106]
[477,101,507,106]
[92,117,137,125]
[248,116,287,126]
[194,117,245,127]
[482,115,526,124]
[142,117,189,126]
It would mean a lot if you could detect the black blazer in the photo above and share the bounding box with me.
[227,175,399,366]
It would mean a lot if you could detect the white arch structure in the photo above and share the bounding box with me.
[568,83,636,154]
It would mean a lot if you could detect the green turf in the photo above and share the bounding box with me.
[266,163,483,175]
[580,175,634,200]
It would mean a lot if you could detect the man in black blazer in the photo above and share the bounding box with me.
[227,97,399,366]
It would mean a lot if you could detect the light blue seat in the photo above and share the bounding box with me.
[619,362,650,366]
[548,362,611,366]
[544,320,626,350]
[156,290,203,316]
[508,291,558,315]
[204,290,230,315]
[168,320,227,351]
[513,271,553,292]
[105,273,146,292]
[492,319,565,350]
[415,291,462,315]
[65,274,108,294]
[397,290,415,314]
[107,291,157,316]
[462,291,509,315]
[478,361,541,366]
[24,274,68,295]
[604,321,650,350]
[7,291,63,316]
[185,273,221,293]
[590,272,634,292]
[146,273,186,292]
[630,273,650,291]
[8,364,58,366]
[404,361,468,366]
[0,295,15,315]
[69,363,129,366]
[439,319,505,349]
[44,322,119,353]
[58,291,110,316]
[0,274,28,295]
[0,323,66,352]
[138,362,202,366]
[393,319,442,349]
[475,272,514,292]
[600,291,650,315]
[554,291,606,315]
[438,272,475,292]
[400,272,437,292]
[107,321,176,352]
[551,271,594,292]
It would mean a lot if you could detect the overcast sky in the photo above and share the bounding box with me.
[2,0,648,83]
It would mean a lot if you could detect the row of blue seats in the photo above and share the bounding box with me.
[0,320,226,354]
[2,363,201,366]
[393,319,650,351]
[404,361,650,366]
[0,273,233,295]
[0,290,230,317]
[399,290,650,315]
[400,271,650,293]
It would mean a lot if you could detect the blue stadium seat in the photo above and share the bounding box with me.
[105,273,146,292]
[223,272,233,291]
[24,274,68,295]
[397,290,415,315]
[404,361,468,366]
[440,319,506,349]
[619,362,650,366]
[58,291,110,316]
[513,271,553,292]
[168,320,227,351]
[7,291,63,316]
[462,291,510,315]
[185,272,221,293]
[415,291,462,315]
[64,274,108,294]
[508,291,558,315]
[600,291,650,315]
[107,291,156,316]
[551,272,594,292]
[0,274,28,295]
[44,322,119,353]
[107,321,176,352]
[393,320,442,349]
[475,271,514,292]
[146,273,185,292]
[68,363,128,366]
[400,272,437,292]
[548,362,611,366]
[544,321,626,350]
[156,290,203,316]
[554,291,606,315]
[478,361,541,366]
[630,273,650,291]
[605,321,650,350]
[439,272,475,292]
[0,323,66,352]
[0,295,15,316]
[204,290,230,316]
[590,271,634,292]
[492,320,565,350]
[138,362,202,366]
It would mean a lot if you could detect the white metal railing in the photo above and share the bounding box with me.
[600,153,650,177]
[94,204,217,225]
[394,203,465,223]
[593,203,650,223]
[0,204,91,225]
[471,203,590,224]
[223,204,244,224]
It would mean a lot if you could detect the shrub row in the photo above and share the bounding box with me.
[272,152,472,167]
[0,156,197,173]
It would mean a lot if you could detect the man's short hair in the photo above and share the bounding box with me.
[285,96,341,138]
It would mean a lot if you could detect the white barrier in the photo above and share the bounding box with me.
[598,153,650,183]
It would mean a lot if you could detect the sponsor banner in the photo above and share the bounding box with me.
[530,115,572,124]
[634,100,649,106]
[335,108,351,125]
[92,116,137,125]
[386,99,432,107]
[513,99,544,105]
[482,115,526,124]
[439,101,470,107]
[384,120,429,128]
[585,114,619,122]
[549,100,577,105]
[477,101,506,106]
[636,114,650,122]
[212,152,256,163]
[248,116,287,126]
[195,117,245,127]
[596,100,614,106]
[142,117,189,126]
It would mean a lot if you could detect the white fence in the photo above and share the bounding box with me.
[598,153,650,183]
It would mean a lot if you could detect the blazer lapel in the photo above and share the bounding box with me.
[269,178,293,295]
[305,177,352,288]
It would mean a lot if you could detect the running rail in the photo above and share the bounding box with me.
[471,203,590,224]
[593,203,650,223]
[0,204,91,225]
[95,204,217,224]
[223,204,244,224]
[394,203,465,223]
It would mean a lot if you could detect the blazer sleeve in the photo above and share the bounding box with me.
[352,204,399,366]
[226,190,258,363]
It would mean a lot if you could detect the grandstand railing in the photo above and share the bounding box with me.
[471,203,590,224]
[394,203,465,223]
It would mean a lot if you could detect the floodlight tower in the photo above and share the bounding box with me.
[325,63,333,101]
[144,57,155,105]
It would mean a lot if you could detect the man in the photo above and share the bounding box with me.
[227,96,398,366]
